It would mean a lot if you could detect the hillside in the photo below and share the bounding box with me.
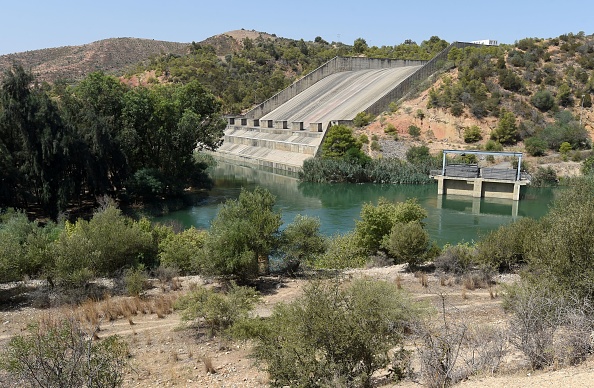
[0,38,190,82]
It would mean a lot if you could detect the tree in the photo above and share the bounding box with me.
[353,38,368,54]
[491,109,518,144]
[203,187,282,280]
[557,83,573,107]
[321,124,362,158]
[381,221,434,267]
[354,198,427,254]
[0,65,72,218]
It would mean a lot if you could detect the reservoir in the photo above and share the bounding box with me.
[155,162,557,246]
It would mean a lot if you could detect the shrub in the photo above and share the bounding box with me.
[353,111,374,127]
[524,136,548,156]
[175,282,260,337]
[278,215,327,272]
[450,102,464,117]
[384,123,397,134]
[1,315,129,387]
[463,125,483,143]
[582,154,594,175]
[503,283,563,369]
[434,243,475,274]
[381,221,435,267]
[359,133,369,144]
[315,232,367,269]
[406,145,431,165]
[53,204,156,287]
[354,198,427,254]
[485,139,504,151]
[321,125,362,159]
[475,217,538,272]
[202,187,282,280]
[158,227,207,274]
[124,264,149,297]
[236,279,424,387]
[531,90,555,112]
[408,125,421,138]
[370,140,381,151]
[530,166,558,187]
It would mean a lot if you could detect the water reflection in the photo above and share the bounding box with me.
[154,162,556,246]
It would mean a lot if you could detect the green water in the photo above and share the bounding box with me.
[155,162,557,246]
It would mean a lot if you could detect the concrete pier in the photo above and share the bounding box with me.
[435,176,527,201]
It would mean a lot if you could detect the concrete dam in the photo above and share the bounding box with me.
[215,44,474,172]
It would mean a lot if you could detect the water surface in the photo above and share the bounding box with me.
[155,162,557,246]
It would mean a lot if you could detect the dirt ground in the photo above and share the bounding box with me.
[1,267,593,387]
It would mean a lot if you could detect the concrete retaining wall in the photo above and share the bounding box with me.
[245,57,426,119]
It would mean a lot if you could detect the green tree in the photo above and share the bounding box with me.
[321,124,363,159]
[0,65,72,218]
[381,221,434,267]
[408,125,421,138]
[491,109,518,144]
[203,187,282,280]
[353,38,368,54]
[354,198,427,254]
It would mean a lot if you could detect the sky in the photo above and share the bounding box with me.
[1,0,592,56]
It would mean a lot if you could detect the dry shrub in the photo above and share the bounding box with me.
[439,276,447,287]
[395,275,403,289]
[80,299,100,326]
[463,326,508,375]
[203,357,216,374]
[420,273,429,288]
[461,288,468,300]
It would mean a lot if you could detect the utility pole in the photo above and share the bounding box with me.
[580,94,585,127]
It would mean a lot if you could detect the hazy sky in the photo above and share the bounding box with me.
[1,0,592,55]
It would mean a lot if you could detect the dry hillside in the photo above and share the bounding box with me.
[0,38,190,82]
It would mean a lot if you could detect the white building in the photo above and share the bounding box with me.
[471,39,498,46]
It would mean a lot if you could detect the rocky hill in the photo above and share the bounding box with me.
[0,38,190,82]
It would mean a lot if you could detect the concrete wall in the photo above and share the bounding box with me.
[364,42,480,116]
[245,57,426,119]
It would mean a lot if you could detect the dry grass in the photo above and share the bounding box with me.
[203,357,216,374]
[395,275,403,289]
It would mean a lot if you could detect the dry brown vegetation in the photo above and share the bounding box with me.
[1,268,593,387]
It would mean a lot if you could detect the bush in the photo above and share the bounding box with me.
[158,227,207,274]
[463,125,483,143]
[53,204,156,287]
[381,221,435,267]
[353,111,374,127]
[278,215,327,273]
[524,136,548,156]
[485,139,504,151]
[359,133,369,144]
[434,243,475,274]
[124,264,149,296]
[531,90,555,112]
[475,217,538,272]
[315,232,368,269]
[354,198,427,254]
[1,315,129,387]
[370,140,381,151]
[175,282,260,337]
[503,283,563,369]
[530,166,558,187]
[236,279,424,387]
[408,125,421,138]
